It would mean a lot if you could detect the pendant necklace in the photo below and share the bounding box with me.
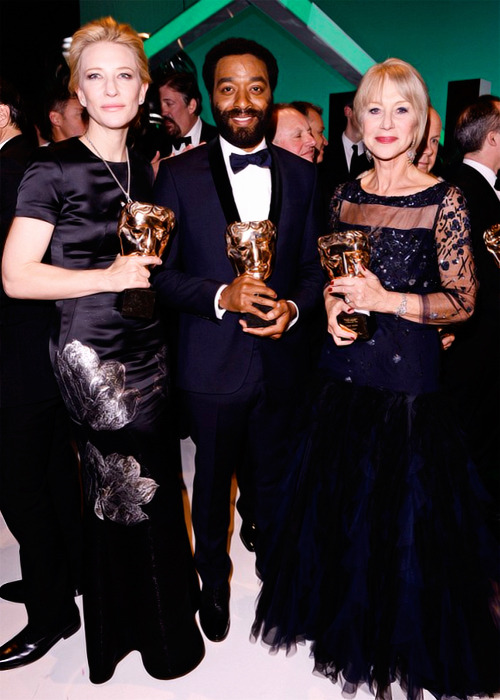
[84,134,132,205]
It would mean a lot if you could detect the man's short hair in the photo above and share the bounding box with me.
[38,84,74,142]
[202,37,278,95]
[290,101,323,117]
[454,94,500,155]
[0,78,28,132]
[156,70,203,117]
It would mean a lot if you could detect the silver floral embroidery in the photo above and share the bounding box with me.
[85,442,159,525]
[55,340,140,430]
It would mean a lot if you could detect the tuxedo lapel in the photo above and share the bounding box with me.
[207,138,240,224]
[268,144,282,227]
[208,138,282,226]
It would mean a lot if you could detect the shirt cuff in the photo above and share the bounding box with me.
[286,300,299,330]
[215,284,228,319]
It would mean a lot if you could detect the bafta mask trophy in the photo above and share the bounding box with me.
[318,229,375,341]
[118,201,176,319]
[484,223,500,268]
[226,220,277,327]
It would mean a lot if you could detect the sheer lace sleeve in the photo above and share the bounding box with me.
[420,185,476,325]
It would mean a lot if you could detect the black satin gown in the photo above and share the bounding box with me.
[15,138,204,683]
[252,180,500,700]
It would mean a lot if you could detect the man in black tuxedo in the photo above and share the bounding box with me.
[319,95,370,206]
[445,94,500,529]
[157,69,217,156]
[153,38,324,643]
[0,79,82,669]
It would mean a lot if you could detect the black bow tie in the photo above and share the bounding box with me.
[172,135,192,150]
[229,148,271,174]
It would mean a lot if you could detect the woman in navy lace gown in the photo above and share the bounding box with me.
[1,18,204,683]
[252,58,500,699]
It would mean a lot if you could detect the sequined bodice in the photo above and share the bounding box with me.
[320,180,475,394]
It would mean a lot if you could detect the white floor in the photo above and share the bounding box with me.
[0,440,435,700]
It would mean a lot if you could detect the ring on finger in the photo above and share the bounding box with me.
[345,295,350,304]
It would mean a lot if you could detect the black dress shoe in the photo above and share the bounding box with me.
[199,583,230,642]
[0,616,81,670]
[0,580,25,604]
[240,521,258,552]
[0,580,82,604]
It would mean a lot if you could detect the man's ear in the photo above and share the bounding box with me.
[49,110,63,127]
[187,98,197,116]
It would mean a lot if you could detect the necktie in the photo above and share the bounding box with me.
[350,143,364,176]
[229,148,272,174]
[172,135,192,150]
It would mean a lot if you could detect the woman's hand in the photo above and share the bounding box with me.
[327,267,388,313]
[324,286,357,345]
[103,254,162,292]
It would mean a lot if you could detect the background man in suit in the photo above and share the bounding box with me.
[444,94,500,531]
[38,83,85,144]
[157,69,217,156]
[153,37,324,644]
[320,95,370,189]
[0,79,82,669]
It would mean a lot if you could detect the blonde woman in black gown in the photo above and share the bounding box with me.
[252,58,500,700]
[1,17,204,683]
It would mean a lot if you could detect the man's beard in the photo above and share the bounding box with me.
[163,116,181,139]
[212,103,272,149]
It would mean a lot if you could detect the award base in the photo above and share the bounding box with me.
[119,288,156,319]
[337,310,376,341]
[243,300,275,328]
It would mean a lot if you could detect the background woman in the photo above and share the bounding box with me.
[252,58,499,699]
[1,17,204,683]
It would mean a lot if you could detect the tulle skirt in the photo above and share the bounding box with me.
[252,375,500,700]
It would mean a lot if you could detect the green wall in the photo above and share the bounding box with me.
[79,0,499,138]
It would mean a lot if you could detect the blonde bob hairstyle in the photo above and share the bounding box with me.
[68,16,151,94]
[353,58,430,148]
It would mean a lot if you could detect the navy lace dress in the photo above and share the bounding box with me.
[15,138,204,683]
[252,180,500,700]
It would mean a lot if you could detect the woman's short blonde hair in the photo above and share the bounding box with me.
[353,58,429,147]
[68,16,151,94]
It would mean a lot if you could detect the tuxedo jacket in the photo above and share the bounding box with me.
[448,163,500,310]
[317,136,371,212]
[164,119,218,157]
[153,139,325,395]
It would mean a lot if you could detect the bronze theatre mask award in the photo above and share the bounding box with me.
[226,220,277,328]
[483,223,500,268]
[318,229,375,341]
[118,201,176,319]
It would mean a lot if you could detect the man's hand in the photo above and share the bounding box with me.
[241,299,296,339]
[219,274,277,317]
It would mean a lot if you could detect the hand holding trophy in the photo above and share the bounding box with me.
[118,201,176,319]
[318,229,375,341]
[225,220,277,327]
[483,223,500,268]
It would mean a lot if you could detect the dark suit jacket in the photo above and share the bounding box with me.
[317,136,371,213]
[448,163,500,313]
[164,119,218,157]
[153,138,325,395]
